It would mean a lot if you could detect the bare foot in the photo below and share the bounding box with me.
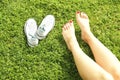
[76,11,92,43]
[62,20,77,50]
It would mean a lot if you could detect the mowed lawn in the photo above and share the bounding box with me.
[0,0,120,80]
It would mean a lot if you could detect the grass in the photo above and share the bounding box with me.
[0,0,120,80]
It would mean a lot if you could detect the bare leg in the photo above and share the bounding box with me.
[62,21,113,80]
[76,11,120,80]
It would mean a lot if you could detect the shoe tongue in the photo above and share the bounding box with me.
[40,24,45,31]
[38,24,46,35]
[28,34,36,40]
[31,37,37,41]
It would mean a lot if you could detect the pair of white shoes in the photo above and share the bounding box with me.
[24,15,55,47]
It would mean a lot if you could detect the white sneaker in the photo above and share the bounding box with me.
[24,18,38,47]
[35,15,55,39]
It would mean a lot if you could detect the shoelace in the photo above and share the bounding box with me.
[39,24,45,31]
[37,24,46,36]
[29,34,37,41]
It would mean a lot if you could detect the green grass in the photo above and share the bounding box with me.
[0,0,120,80]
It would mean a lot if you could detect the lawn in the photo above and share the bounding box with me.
[0,0,120,80]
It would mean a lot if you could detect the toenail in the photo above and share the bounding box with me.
[69,20,73,23]
[77,11,80,14]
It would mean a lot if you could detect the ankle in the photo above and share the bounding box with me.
[82,31,94,43]
[68,37,78,48]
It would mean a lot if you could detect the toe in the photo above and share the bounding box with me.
[62,27,64,31]
[63,24,67,31]
[76,11,81,18]
[69,20,74,27]
[81,12,88,19]
[66,23,70,30]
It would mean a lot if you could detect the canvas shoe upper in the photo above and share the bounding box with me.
[24,18,38,47]
[35,15,55,39]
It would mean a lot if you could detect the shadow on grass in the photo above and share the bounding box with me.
[56,33,82,80]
